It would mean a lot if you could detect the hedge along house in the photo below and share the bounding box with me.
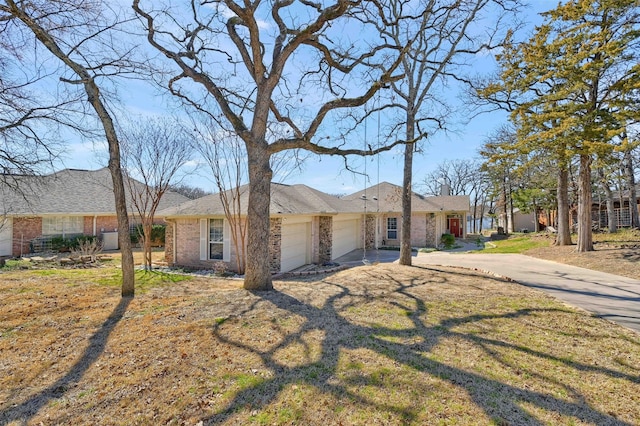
[343,182,470,249]
[0,168,190,257]
[160,181,470,274]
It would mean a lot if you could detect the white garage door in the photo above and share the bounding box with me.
[280,222,310,272]
[0,218,12,256]
[332,219,360,260]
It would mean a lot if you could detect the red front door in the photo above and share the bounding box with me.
[449,218,461,238]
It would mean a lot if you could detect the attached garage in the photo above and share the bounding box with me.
[0,218,12,256]
[280,220,311,272]
[332,218,360,260]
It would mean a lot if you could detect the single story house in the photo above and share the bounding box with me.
[0,168,190,256]
[159,181,470,273]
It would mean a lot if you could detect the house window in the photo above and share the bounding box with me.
[42,216,83,237]
[387,217,398,240]
[209,218,224,260]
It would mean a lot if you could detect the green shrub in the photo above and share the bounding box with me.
[130,224,166,246]
[131,225,143,244]
[151,225,166,245]
[440,233,455,249]
[51,236,72,252]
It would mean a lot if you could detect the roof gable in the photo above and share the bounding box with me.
[343,182,469,213]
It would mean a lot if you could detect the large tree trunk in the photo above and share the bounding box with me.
[8,0,135,296]
[399,114,414,266]
[508,182,514,233]
[108,142,135,296]
[624,148,639,228]
[576,154,593,252]
[556,165,572,245]
[244,143,274,290]
[472,192,480,234]
[501,174,509,234]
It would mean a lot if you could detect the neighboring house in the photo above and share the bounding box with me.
[591,184,640,228]
[159,181,470,274]
[498,208,539,233]
[0,168,190,256]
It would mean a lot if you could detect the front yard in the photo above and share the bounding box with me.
[1,261,639,425]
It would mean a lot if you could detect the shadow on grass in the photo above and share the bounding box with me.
[0,297,132,424]
[203,267,637,425]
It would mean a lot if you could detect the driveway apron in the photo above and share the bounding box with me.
[411,252,640,334]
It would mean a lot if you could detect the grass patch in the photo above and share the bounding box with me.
[484,234,552,253]
[592,228,640,245]
[0,264,638,425]
[1,258,32,270]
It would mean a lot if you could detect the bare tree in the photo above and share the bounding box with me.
[120,116,194,271]
[0,11,89,180]
[377,0,521,265]
[2,0,138,296]
[193,119,306,275]
[420,159,478,196]
[195,125,248,275]
[133,0,412,290]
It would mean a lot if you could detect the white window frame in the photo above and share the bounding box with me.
[209,218,224,260]
[42,216,84,237]
[199,218,230,262]
[386,217,398,240]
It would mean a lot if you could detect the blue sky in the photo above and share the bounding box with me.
[59,1,555,195]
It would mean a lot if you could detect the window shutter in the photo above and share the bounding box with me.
[199,219,208,261]
[223,220,231,262]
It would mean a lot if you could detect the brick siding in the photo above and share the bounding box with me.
[410,213,428,247]
[317,216,332,264]
[12,217,41,256]
[269,218,282,273]
[425,214,437,247]
[364,214,376,249]
[164,220,175,264]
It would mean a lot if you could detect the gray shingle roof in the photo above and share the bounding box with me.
[343,182,470,213]
[1,168,190,216]
[160,183,361,217]
[160,181,469,218]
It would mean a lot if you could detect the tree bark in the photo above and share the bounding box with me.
[143,221,153,271]
[107,129,135,297]
[556,165,572,245]
[598,168,616,233]
[244,143,274,290]
[399,116,415,266]
[624,148,639,228]
[501,173,509,234]
[576,154,593,252]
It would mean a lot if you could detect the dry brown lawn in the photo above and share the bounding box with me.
[1,254,639,425]
[523,230,640,280]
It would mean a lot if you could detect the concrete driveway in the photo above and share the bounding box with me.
[412,251,640,334]
[334,249,400,266]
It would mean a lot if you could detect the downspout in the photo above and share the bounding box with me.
[93,215,97,236]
